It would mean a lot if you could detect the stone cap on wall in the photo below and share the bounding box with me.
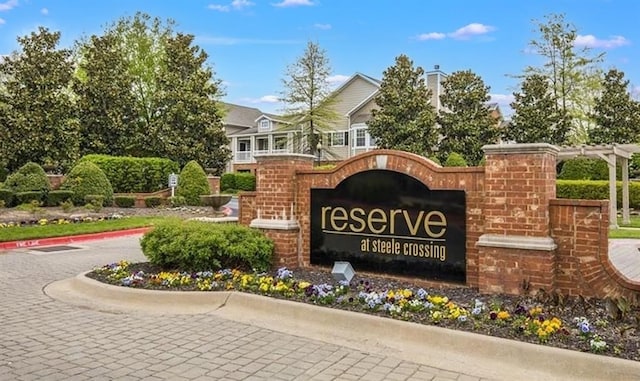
[482,143,560,156]
[477,234,557,251]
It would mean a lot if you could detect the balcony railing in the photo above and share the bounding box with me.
[234,148,295,162]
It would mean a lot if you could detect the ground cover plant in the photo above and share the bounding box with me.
[87,261,640,362]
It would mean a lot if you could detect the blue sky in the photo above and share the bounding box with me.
[1,0,639,117]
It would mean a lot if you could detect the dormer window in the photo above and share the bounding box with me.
[259,119,271,131]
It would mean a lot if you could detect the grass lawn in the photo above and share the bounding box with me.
[0,216,174,242]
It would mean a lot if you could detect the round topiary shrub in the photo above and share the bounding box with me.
[140,220,274,272]
[176,161,211,206]
[444,152,468,167]
[61,161,114,205]
[4,162,51,193]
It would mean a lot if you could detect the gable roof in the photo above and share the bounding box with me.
[330,72,381,98]
[220,102,264,128]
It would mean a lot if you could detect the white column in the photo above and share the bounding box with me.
[609,153,618,229]
[622,157,630,225]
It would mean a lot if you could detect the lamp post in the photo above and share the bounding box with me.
[316,142,322,163]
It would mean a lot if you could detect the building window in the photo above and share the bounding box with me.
[274,135,287,151]
[328,131,348,147]
[259,119,270,131]
[354,128,375,148]
[256,137,269,152]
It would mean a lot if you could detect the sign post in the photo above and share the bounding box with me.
[168,173,178,197]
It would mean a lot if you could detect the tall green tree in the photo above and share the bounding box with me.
[280,41,338,156]
[0,27,79,171]
[367,54,437,155]
[73,34,138,156]
[153,33,230,172]
[521,13,604,144]
[75,12,229,171]
[506,74,566,143]
[589,68,640,144]
[437,70,499,165]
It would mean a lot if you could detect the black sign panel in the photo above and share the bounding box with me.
[311,169,466,283]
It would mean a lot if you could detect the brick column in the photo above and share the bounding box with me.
[248,154,315,268]
[477,144,558,295]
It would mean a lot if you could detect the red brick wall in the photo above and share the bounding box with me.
[238,192,257,226]
[551,199,640,300]
[240,148,640,299]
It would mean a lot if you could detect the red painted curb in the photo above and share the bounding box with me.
[0,227,152,251]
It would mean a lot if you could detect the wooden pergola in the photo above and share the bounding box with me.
[557,144,640,229]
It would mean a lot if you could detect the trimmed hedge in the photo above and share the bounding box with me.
[444,152,468,167]
[176,161,210,206]
[46,190,74,207]
[221,172,256,192]
[79,154,180,193]
[15,191,44,205]
[144,196,164,208]
[114,196,136,208]
[556,180,640,209]
[61,161,114,205]
[0,189,15,207]
[558,158,622,181]
[140,220,274,272]
[4,162,51,193]
[220,173,236,192]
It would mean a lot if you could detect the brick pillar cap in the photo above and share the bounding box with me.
[482,143,559,156]
[254,153,316,163]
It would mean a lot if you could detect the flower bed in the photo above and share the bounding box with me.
[88,261,640,361]
[0,214,123,228]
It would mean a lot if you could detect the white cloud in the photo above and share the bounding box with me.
[449,23,495,39]
[314,23,331,30]
[231,0,254,9]
[0,0,18,12]
[208,4,230,11]
[259,95,279,103]
[327,74,350,85]
[489,93,514,107]
[272,0,314,7]
[40,8,48,15]
[575,34,630,49]
[0,17,4,25]
[417,32,446,41]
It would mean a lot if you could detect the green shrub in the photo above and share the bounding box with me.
[79,154,180,193]
[4,162,51,193]
[60,200,74,212]
[235,173,256,191]
[168,196,186,207]
[556,180,640,209]
[558,158,622,181]
[15,191,44,205]
[176,161,210,206]
[0,167,8,182]
[0,189,14,207]
[46,190,74,207]
[84,195,105,212]
[61,161,114,205]
[427,156,441,166]
[114,196,136,208]
[220,173,236,192]
[444,152,468,167]
[144,196,164,208]
[140,220,274,272]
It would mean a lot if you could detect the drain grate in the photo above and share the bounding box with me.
[31,245,81,253]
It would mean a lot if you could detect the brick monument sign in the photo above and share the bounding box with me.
[238,144,640,300]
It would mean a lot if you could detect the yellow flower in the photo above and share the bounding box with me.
[497,311,510,320]
[298,281,311,290]
[387,290,396,300]
[402,289,412,298]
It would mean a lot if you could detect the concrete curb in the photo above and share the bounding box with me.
[44,273,640,381]
[0,227,151,251]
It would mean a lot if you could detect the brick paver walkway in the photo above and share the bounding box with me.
[0,236,487,381]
